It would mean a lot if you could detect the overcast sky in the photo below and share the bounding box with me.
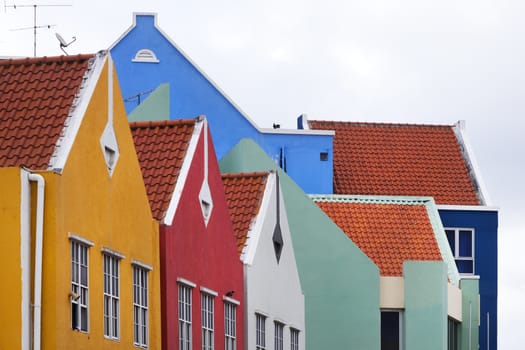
[1,0,523,348]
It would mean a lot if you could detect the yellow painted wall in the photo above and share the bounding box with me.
[0,167,22,350]
[36,56,160,349]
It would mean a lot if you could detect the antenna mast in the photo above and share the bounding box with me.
[6,2,71,57]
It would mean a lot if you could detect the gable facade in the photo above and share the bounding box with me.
[110,12,334,194]
[223,171,305,350]
[132,118,245,350]
[0,53,161,349]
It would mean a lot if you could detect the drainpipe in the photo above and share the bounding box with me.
[29,173,45,350]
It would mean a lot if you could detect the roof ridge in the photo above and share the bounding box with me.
[129,118,198,129]
[221,171,271,179]
[0,54,95,67]
[309,119,455,128]
[310,194,434,205]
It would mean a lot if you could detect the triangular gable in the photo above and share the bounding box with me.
[309,120,487,205]
[0,53,105,170]
[130,117,203,223]
[311,194,460,284]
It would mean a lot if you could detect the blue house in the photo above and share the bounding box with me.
[109,12,334,194]
[307,119,499,350]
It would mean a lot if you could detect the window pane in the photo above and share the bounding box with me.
[381,311,400,350]
[457,260,474,274]
[458,230,472,257]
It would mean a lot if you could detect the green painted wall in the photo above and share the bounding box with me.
[460,278,480,350]
[220,139,380,349]
[403,261,447,350]
[128,83,170,122]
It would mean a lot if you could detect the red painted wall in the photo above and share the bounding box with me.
[160,125,244,350]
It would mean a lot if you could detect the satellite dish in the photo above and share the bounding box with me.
[55,32,76,55]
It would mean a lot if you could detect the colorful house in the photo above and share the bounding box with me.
[130,118,245,350]
[222,171,305,350]
[0,53,161,349]
[311,194,480,350]
[109,12,334,194]
[220,139,380,349]
[306,119,498,350]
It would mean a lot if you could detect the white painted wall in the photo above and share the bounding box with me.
[243,173,305,350]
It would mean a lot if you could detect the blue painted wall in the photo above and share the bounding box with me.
[110,13,333,194]
[439,209,498,350]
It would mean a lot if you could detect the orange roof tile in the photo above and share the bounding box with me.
[0,55,94,169]
[309,121,480,205]
[131,119,197,220]
[222,172,269,256]
[313,196,443,276]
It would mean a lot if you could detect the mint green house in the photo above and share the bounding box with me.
[220,139,381,349]
[221,139,479,350]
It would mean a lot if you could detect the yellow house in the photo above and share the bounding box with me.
[0,52,160,349]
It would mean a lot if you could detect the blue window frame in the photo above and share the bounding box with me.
[445,228,475,274]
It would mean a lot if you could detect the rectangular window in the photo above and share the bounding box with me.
[179,283,192,350]
[445,228,475,274]
[290,328,299,350]
[381,310,402,350]
[103,254,120,339]
[255,313,266,350]
[201,292,214,350]
[448,318,459,350]
[133,266,149,348]
[71,240,89,332]
[274,321,284,350]
[224,302,236,350]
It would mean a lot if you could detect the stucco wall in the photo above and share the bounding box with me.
[0,167,23,349]
[439,208,498,350]
[244,174,305,349]
[220,139,380,349]
[38,58,161,349]
[404,261,447,350]
[110,13,334,194]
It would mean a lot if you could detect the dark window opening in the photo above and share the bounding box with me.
[381,311,400,350]
[320,152,328,161]
[272,224,283,263]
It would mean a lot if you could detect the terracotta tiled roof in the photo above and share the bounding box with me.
[131,119,197,221]
[313,196,443,276]
[309,120,480,205]
[0,55,94,169]
[222,172,269,256]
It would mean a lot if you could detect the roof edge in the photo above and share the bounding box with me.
[310,194,435,205]
[241,171,275,265]
[162,116,205,225]
[47,51,108,172]
[453,121,492,206]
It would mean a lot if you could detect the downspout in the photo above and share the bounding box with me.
[29,173,45,350]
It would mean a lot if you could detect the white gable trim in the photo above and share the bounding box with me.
[241,172,275,265]
[453,121,492,206]
[109,13,332,137]
[48,52,108,172]
[163,117,205,226]
[437,204,499,212]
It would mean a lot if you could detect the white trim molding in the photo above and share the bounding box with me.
[223,295,240,306]
[131,260,153,271]
[68,233,94,247]
[200,286,218,297]
[176,277,196,288]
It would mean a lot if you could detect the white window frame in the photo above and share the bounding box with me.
[290,328,299,350]
[70,238,91,332]
[103,253,120,340]
[133,265,149,348]
[445,227,475,274]
[224,302,236,350]
[255,313,266,350]
[201,292,214,350]
[274,321,284,350]
[178,282,193,350]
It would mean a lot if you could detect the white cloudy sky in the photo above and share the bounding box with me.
[1,0,523,347]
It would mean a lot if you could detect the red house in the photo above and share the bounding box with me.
[131,117,244,350]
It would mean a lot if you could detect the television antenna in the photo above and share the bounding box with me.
[5,2,72,57]
[55,32,75,55]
